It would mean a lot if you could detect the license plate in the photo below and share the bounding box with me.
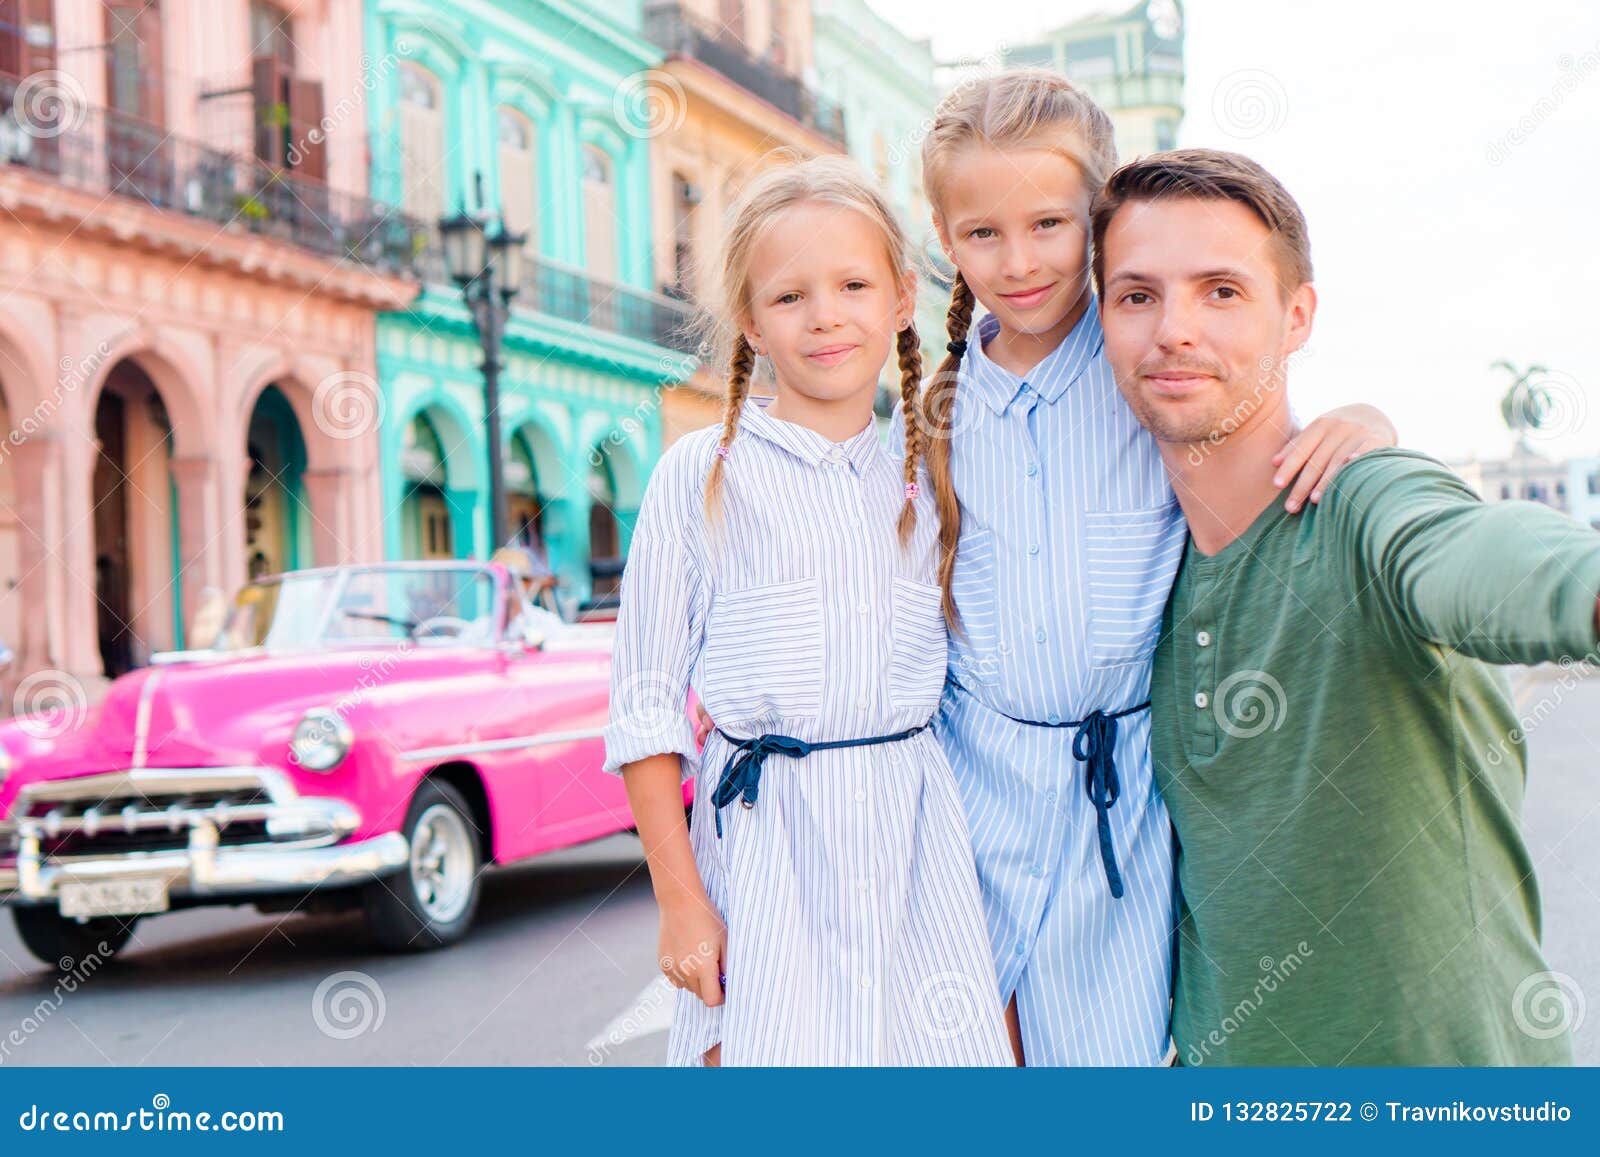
[58,878,170,918]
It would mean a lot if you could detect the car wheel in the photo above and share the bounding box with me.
[361,778,483,952]
[11,907,138,968]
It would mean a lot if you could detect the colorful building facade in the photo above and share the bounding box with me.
[0,0,419,700]
[1002,0,1186,158]
[365,0,696,604]
[642,0,848,443]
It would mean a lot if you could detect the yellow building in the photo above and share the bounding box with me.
[642,1,849,443]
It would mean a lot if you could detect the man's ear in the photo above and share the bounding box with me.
[1284,282,1317,358]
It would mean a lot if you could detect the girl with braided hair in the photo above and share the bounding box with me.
[602,154,1011,1067]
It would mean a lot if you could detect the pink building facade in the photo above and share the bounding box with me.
[0,0,420,702]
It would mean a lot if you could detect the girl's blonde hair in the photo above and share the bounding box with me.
[917,70,1118,629]
[702,153,926,548]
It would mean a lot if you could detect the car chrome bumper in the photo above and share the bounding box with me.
[0,768,409,907]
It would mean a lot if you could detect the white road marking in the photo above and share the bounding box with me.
[584,975,676,1060]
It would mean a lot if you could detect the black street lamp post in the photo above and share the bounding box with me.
[440,195,526,554]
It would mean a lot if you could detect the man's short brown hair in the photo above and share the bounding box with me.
[1090,148,1313,298]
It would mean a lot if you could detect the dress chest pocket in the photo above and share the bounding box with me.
[948,525,1001,687]
[1082,504,1184,668]
[887,578,948,712]
[700,576,824,722]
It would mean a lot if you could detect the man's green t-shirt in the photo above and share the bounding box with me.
[1152,449,1600,1065]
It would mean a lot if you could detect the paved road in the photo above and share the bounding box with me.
[1,664,1595,1066]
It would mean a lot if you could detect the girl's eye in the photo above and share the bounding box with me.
[843,280,867,291]
[776,292,801,305]
[968,227,995,240]
[1211,285,1238,300]
[1122,291,1153,305]
[1037,218,1061,229]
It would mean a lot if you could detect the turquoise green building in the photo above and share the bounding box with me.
[366,0,695,603]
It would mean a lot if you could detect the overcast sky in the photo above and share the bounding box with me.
[868,0,1600,463]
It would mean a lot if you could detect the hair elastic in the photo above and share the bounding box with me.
[946,339,968,357]
[904,481,921,500]
[715,445,731,460]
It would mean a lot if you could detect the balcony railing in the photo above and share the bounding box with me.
[643,5,847,146]
[413,229,699,356]
[0,72,425,278]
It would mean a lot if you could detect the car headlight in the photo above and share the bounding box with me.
[289,709,352,772]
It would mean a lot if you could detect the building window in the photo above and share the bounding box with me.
[582,144,618,281]
[497,106,538,256]
[1500,484,1512,499]
[398,63,445,223]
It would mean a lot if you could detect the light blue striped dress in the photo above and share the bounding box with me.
[603,395,1013,1067]
[893,307,1187,1065]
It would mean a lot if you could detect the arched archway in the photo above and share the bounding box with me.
[243,385,310,579]
[400,409,455,559]
[90,358,181,676]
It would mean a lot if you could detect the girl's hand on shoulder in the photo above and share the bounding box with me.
[1271,403,1397,513]
[659,889,727,1007]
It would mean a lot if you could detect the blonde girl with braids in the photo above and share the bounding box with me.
[602,154,1012,1068]
[900,69,1399,1066]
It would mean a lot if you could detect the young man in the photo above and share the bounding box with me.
[1092,147,1600,1065]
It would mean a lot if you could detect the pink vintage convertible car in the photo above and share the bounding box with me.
[0,560,685,966]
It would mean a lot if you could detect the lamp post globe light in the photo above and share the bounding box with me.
[439,199,526,554]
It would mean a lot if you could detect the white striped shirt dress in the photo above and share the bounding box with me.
[602,396,1013,1067]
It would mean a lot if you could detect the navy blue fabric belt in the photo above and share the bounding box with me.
[710,724,930,838]
[945,674,1147,899]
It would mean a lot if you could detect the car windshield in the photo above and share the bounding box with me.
[215,567,501,651]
